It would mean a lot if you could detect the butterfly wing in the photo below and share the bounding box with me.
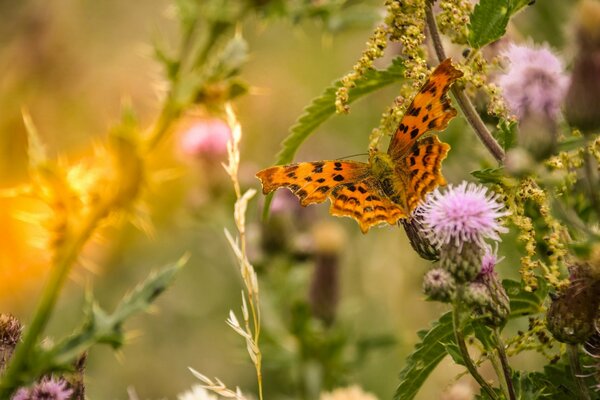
[256,161,370,206]
[387,58,463,161]
[329,178,406,233]
[399,135,450,211]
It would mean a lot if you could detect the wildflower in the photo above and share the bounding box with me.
[479,244,503,278]
[178,385,219,400]
[423,268,456,303]
[464,282,491,307]
[178,118,231,159]
[497,43,569,121]
[565,0,600,133]
[13,377,74,400]
[420,182,509,250]
[320,385,379,400]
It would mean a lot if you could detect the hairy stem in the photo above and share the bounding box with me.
[567,344,591,400]
[493,329,516,400]
[0,203,112,396]
[452,298,499,400]
[425,3,505,163]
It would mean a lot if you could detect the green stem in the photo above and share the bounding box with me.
[493,329,516,400]
[425,3,505,163]
[0,204,111,396]
[452,301,499,400]
[567,344,591,400]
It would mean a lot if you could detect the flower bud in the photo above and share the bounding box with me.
[0,314,22,373]
[565,0,600,133]
[547,263,600,343]
[423,268,456,303]
[401,211,439,261]
[440,242,483,283]
[464,282,491,308]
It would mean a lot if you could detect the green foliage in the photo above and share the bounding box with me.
[496,119,517,152]
[394,312,457,400]
[471,167,506,185]
[468,0,532,49]
[503,279,546,318]
[28,257,186,380]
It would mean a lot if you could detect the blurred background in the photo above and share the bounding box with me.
[0,0,575,398]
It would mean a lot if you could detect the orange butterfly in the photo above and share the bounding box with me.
[257,59,463,233]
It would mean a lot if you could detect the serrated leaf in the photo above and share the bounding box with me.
[262,58,405,217]
[472,323,495,350]
[442,342,465,366]
[496,119,517,151]
[394,312,456,400]
[471,167,505,184]
[503,279,546,318]
[31,256,187,374]
[468,0,511,49]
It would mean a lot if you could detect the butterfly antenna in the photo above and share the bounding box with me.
[336,152,369,160]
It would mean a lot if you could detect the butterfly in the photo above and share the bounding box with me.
[256,58,463,233]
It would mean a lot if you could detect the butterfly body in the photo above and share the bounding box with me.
[257,59,463,233]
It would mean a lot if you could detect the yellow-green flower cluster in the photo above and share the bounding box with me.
[335,25,388,114]
[505,179,568,292]
[437,0,472,45]
[505,316,556,360]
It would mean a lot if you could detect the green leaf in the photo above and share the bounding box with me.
[496,119,517,151]
[394,312,455,400]
[471,167,505,185]
[503,279,546,318]
[442,342,465,366]
[263,58,405,218]
[468,0,511,49]
[472,323,495,350]
[32,256,187,374]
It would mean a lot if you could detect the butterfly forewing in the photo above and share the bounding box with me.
[387,59,463,161]
[256,161,370,206]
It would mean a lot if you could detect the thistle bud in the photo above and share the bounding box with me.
[0,314,22,373]
[423,268,456,303]
[565,0,600,133]
[464,282,491,308]
[440,242,483,283]
[547,263,600,343]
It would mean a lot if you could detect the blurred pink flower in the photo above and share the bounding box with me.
[31,377,73,400]
[497,43,569,120]
[420,182,509,250]
[479,244,504,277]
[179,118,231,159]
[11,388,30,400]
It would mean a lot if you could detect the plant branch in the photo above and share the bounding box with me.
[493,329,516,400]
[452,300,499,400]
[425,3,505,163]
[567,344,591,400]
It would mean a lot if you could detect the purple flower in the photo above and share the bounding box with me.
[178,118,231,159]
[419,181,509,250]
[497,43,569,121]
[11,388,31,400]
[31,377,73,400]
[480,244,504,277]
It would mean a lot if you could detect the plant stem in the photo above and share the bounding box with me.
[452,300,499,400]
[567,344,592,400]
[493,329,516,400]
[583,146,600,217]
[0,203,111,396]
[425,3,505,164]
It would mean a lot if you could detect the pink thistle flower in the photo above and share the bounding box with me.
[30,377,73,400]
[11,388,31,400]
[479,244,504,277]
[497,43,569,121]
[178,118,231,159]
[419,181,509,250]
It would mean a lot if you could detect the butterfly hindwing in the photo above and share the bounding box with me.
[400,135,450,211]
[256,161,370,206]
[329,178,406,233]
[387,59,463,160]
